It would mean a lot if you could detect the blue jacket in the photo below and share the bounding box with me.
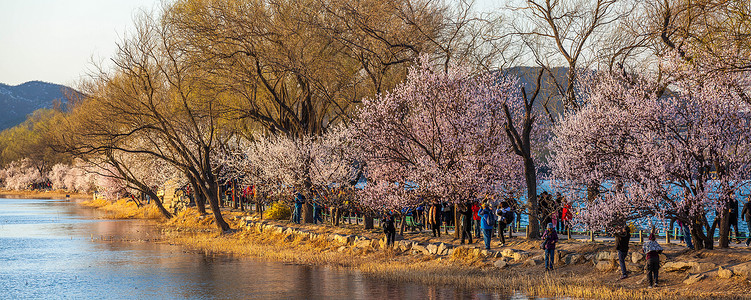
[478,208,494,229]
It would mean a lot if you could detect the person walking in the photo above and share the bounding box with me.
[459,202,474,244]
[642,233,663,288]
[428,200,442,237]
[742,199,751,246]
[541,223,558,271]
[382,212,396,246]
[614,224,631,279]
[478,203,495,250]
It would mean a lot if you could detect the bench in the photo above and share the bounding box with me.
[405,216,424,231]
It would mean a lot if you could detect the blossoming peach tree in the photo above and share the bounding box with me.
[551,55,751,249]
[355,58,525,213]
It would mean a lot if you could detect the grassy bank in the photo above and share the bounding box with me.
[12,192,748,299]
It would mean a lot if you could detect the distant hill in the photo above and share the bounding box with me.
[505,66,573,117]
[0,81,76,130]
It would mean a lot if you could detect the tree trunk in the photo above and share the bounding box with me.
[189,176,206,215]
[232,180,239,210]
[454,203,460,239]
[303,202,314,223]
[146,189,172,219]
[364,215,374,229]
[524,157,540,239]
[204,174,230,232]
[399,214,406,236]
[719,208,731,248]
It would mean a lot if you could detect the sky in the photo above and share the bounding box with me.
[0,0,498,87]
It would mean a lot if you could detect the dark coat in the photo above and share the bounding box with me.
[615,227,631,252]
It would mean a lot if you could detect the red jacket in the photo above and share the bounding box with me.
[561,203,573,221]
[471,203,481,220]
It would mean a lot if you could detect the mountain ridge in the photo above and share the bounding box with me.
[0,81,75,130]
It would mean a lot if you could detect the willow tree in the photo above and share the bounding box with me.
[52,11,234,231]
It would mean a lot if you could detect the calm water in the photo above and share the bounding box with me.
[0,198,529,299]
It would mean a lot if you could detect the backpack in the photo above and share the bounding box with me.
[487,212,497,227]
[503,210,515,224]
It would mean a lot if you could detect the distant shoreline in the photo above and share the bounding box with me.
[0,189,90,200]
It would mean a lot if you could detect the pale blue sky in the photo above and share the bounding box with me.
[0,0,498,87]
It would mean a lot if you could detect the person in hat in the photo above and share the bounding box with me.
[478,203,495,250]
[642,233,663,287]
[541,223,558,271]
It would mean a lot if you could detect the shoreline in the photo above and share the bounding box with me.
[10,191,751,299]
[0,189,91,200]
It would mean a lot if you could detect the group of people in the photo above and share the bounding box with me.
[456,200,517,250]
[613,224,664,287]
[538,191,573,234]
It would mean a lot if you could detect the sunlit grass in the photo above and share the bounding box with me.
[77,203,744,299]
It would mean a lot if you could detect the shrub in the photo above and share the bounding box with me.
[264,201,291,220]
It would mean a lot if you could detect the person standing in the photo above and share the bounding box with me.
[382,212,396,246]
[642,233,663,288]
[472,200,482,238]
[478,203,495,250]
[728,198,740,242]
[541,223,558,271]
[459,202,474,244]
[495,202,512,247]
[742,199,751,246]
[428,200,442,237]
[293,192,305,224]
[614,224,631,279]
[677,219,694,249]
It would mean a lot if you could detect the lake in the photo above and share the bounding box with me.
[0,198,531,299]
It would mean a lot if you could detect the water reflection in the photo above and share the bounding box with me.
[0,199,535,299]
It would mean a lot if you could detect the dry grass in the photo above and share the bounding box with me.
[77,204,749,299]
[81,198,166,220]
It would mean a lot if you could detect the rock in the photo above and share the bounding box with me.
[501,248,515,258]
[731,262,751,279]
[412,244,429,255]
[564,254,584,265]
[626,263,643,273]
[447,248,455,257]
[337,246,347,253]
[512,251,530,261]
[355,238,372,248]
[337,235,354,245]
[481,250,492,258]
[494,260,508,269]
[689,262,717,273]
[683,273,706,285]
[399,240,413,251]
[596,251,616,262]
[596,261,615,272]
[427,243,439,254]
[524,258,541,266]
[718,266,734,279]
[437,243,449,255]
[662,261,693,272]
[631,252,644,264]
